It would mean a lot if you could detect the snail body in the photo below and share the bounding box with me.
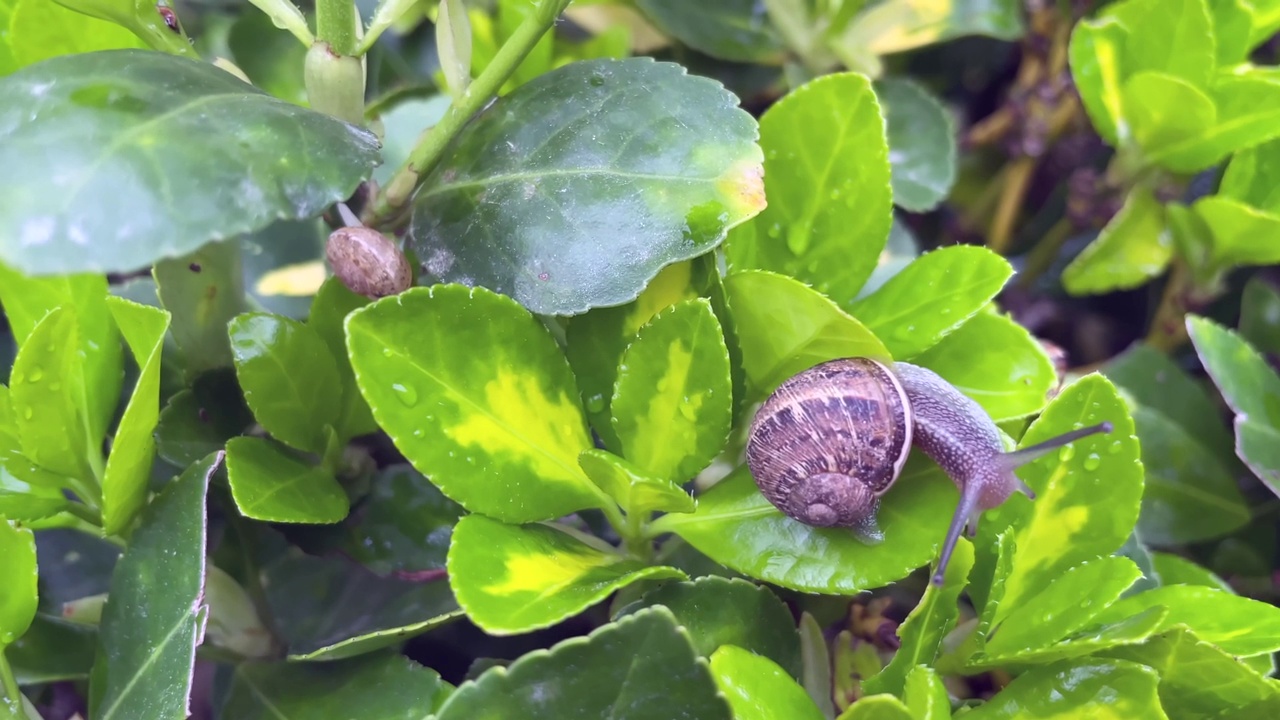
[746,357,1111,584]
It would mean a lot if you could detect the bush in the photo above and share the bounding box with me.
[2,0,1279,718]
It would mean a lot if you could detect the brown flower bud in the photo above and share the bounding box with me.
[326,226,412,298]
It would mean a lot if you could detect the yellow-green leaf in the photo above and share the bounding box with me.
[578,449,695,516]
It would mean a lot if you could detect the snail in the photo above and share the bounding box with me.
[745,357,1112,585]
[325,204,412,299]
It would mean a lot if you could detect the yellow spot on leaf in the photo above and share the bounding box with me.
[255,261,327,297]
[717,159,767,219]
[624,261,696,335]
[483,547,608,597]
[626,339,703,480]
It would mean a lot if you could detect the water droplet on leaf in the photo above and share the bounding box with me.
[1083,453,1102,471]
[586,394,607,413]
[1059,445,1075,462]
[391,383,419,407]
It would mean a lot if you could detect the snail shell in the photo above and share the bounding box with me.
[326,226,412,299]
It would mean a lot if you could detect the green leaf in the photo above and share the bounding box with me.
[263,553,461,661]
[960,659,1165,718]
[1210,0,1254,65]
[650,458,959,594]
[1186,315,1280,493]
[709,645,824,720]
[1062,187,1172,295]
[1150,552,1231,591]
[903,666,949,720]
[836,0,1024,61]
[1110,0,1216,88]
[407,57,765,316]
[619,576,802,677]
[0,518,37,645]
[433,606,732,720]
[221,652,453,719]
[1088,584,1280,656]
[93,452,221,720]
[1219,136,1280,212]
[611,299,732,482]
[984,557,1141,656]
[634,0,785,62]
[346,285,609,524]
[230,312,343,454]
[100,297,169,536]
[837,695,913,720]
[0,0,144,75]
[1146,70,1280,172]
[0,49,380,275]
[0,265,122,461]
[153,241,247,378]
[876,78,957,212]
[9,307,98,480]
[340,464,464,577]
[225,437,349,524]
[1128,405,1249,545]
[227,7,309,105]
[863,538,973,697]
[725,72,891,307]
[979,375,1142,625]
[1193,196,1280,271]
[725,271,890,403]
[578,449,696,516]
[1104,628,1280,718]
[964,606,1168,671]
[1068,17,1130,145]
[1,421,72,523]
[8,614,97,685]
[154,369,253,468]
[447,514,685,634]
[436,0,472,99]
[850,246,1012,360]
[911,311,1057,423]
[307,277,376,439]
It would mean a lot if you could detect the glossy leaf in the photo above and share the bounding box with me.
[578,449,696,516]
[342,464,464,576]
[1088,584,1280,656]
[650,457,959,594]
[100,298,169,536]
[611,299,732,482]
[619,576,802,677]
[154,369,253,468]
[0,49,380,274]
[230,312,343,454]
[1125,75,1217,163]
[725,72,891,306]
[725,271,890,403]
[346,285,608,523]
[1149,552,1231,591]
[1219,136,1280,212]
[634,0,785,62]
[1068,17,1129,145]
[964,606,1168,671]
[863,539,973,697]
[408,57,764,316]
[836,0,1024,61]
[877,78,957,212]
[980,375,1142,625]
[0,519,37,645]
[1108,0,1216,88]
[1187,315,1280,494]
[448,514,685,634]
[94,452,221,720]
[433,606,732,720]
[8,307,95,480]
[227,8,309,105]
[153,241,246,377]
[1193,196,1280,271]
[263,553,461,661]
[0,0,143,74]
[1063,187,1171,295]
[307,277,376,439]
[8,614,97,685]
[221,653,453,719]
[961,659,1165,718]
[1,423,71,523]
[903,666,949,720]
[837,695,912,720]
[710,645,824,720]
[225,437,349,524]
[1146,70,1280,172]
[850,246,1012,360]
[1241,275,1280,356]
[1103,342,1234,457]
[911,311,1056,422]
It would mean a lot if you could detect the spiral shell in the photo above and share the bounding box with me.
[745,358,912,528]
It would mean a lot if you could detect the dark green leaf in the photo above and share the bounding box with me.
[1088,584,1280,656]
[635,0,785,62]
[0,49,380,274]
[448,514,685,634]
[153,241,247,377]
[225,437,348,524]
[578,449,696,516]
[154,368,253,468]
[619,576,802,678]
[725,271,890,403]
[230,312,343,454]
[307,277,376,439]
[220,652,453,719]
[346,285,610,523]
[725,72,891,306]
[1103,342,1234,457]
[100,297,169,536]
[850,246,1012,360]
[959,659,1164,718]
[342,464,464,576]
[611,299,732,482]
[0,518,37,645]
[408,58,765,316]
[34,528,119,610]
[863,539,973,697]
[263,553,461,661]
[8,614,96,685]
[709,645,824,720]
[433,606,732,720]
[876,78,957,212]
[1241,274,1280,356]
[227,8,308,105]
[94,452,221,720]
[1187,315,1280,493]
[1062,187,1171,295]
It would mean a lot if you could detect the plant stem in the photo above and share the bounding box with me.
[622,510,654,563]
[63,500,103,528]
[365,0,570,226]
[315,0,358,56]
[988,156,1037,254]
[0,650,22,716]
[1015,216,1076,289]
[1145,259,1193,352]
